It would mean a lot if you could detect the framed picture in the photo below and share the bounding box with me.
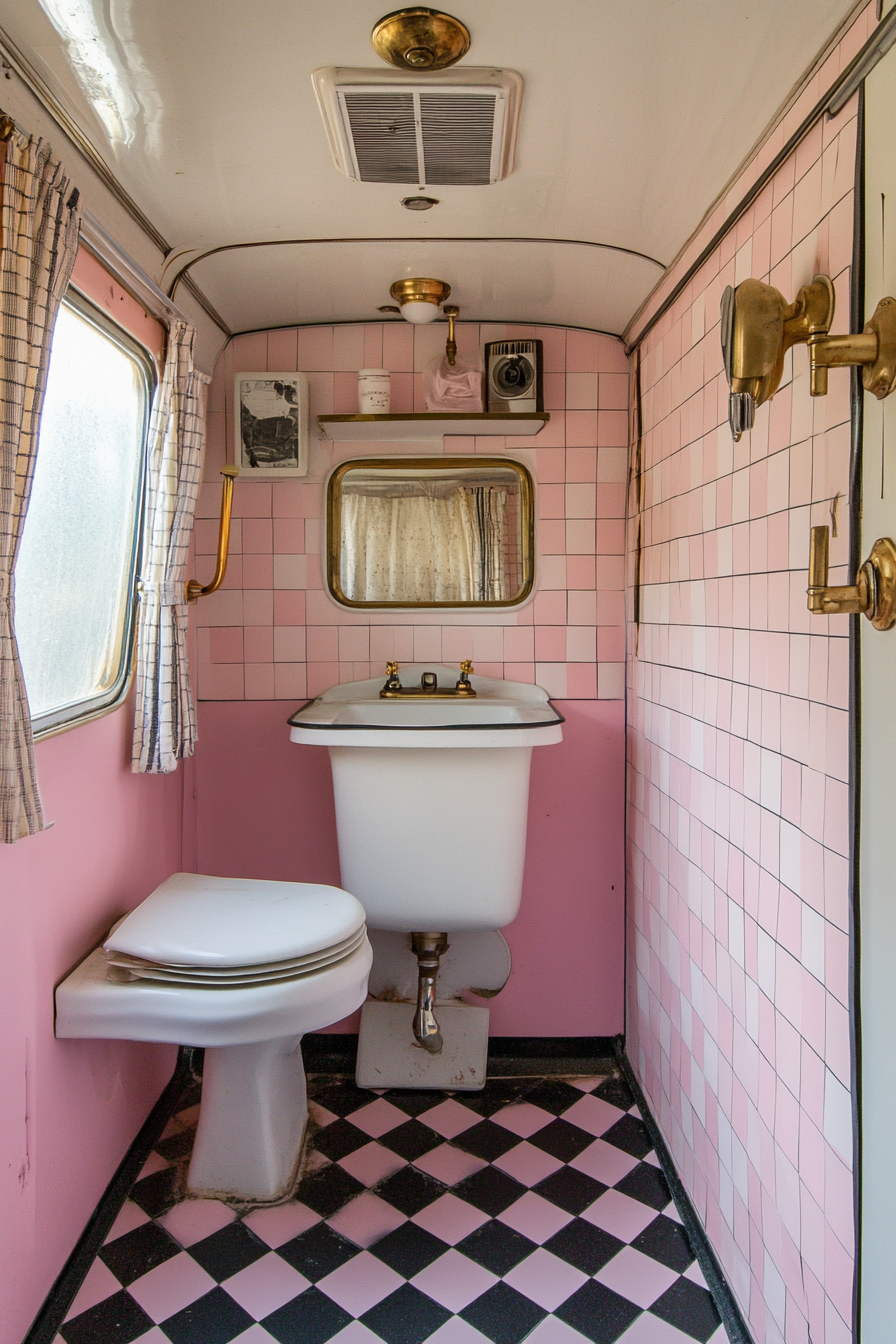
[233,372,309,477]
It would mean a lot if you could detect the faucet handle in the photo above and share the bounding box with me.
[459,659,473,677]
[382,661,402,694]
[456,659,476,696]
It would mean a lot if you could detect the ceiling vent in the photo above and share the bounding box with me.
[312,67,523,186]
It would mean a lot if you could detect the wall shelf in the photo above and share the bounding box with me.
[317,412,550,442]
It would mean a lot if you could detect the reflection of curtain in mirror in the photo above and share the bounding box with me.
[340,484,510,602]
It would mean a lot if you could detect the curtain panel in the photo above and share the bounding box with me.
[131,321,208,774]
[0,130,80,843]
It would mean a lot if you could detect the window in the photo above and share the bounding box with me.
[14,293,153,735]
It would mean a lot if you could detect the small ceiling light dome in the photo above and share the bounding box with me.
[390,277,451,323]
[402,195,440,211]
[372,8,470,72]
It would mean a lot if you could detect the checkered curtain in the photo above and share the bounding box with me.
[0,131,80,843]
[131,321,209,774]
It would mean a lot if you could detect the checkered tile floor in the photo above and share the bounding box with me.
[57,1071,729,1344]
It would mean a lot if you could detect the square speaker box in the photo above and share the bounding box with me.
[485,339,543,413]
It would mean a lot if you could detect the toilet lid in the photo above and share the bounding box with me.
[104,873,366,968]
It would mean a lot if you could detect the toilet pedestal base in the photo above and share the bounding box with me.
[356,1001,489,1091]
[187,1035,307,1203]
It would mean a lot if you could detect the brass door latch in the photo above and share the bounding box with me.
[721,274,896,439]
[185,466,238,602]
[807,524,896,630]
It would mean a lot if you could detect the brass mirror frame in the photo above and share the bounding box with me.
[326,455,535,610]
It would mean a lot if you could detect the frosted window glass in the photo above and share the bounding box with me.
[15,301,149,729]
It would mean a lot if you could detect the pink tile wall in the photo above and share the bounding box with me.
[624,13,870,1342]
[196,323,628,702]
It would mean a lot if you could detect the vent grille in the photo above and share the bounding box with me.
[488,341,540,356]
[337,87,503,186]
[343,93,418,183]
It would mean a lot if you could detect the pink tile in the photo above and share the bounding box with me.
[562,1094,626,1138]
[566,411,598,447]
[412,1193,489,1244]
[535,627,568,661]
[63,1258,121,1320]
[209,626,243,663]
[273,664,306,699]
[128,1254,216,1323]
[244,626,274,663]
[596,1246,679,1308]
[158,1200,236,1248]
[504,1248,588,1312]
[223,1253,310,1317]
[274,516,304,553]
[339,1142,407,1187]
[410,1249,498,1312]
[274,591,305,625]
[243,1201,321,1248]
[317,1251,404,1315]
[570,1138,640,1187]
[420,1099,480,1139]
[328,1193,407,1248]
[493,1142,564,1187]
[492,1103,554,1138]
[350,1098,409,1138]
[498,1192,573,1244]
[412,1144,487,1187]
[104,1200,150,1244]
[582,1190,661,1243]
[566,330,602,373]
[242,517,273,553]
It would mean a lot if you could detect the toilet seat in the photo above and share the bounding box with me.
[103,872,366,987]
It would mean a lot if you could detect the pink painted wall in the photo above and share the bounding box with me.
[624,7,874,1343]
[193,698,625,1036]
[0,703,181,1344]
[190,321,629,1036]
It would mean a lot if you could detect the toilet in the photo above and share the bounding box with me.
[56,873,372,1204]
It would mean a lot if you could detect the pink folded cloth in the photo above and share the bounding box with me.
[424,354,483,412]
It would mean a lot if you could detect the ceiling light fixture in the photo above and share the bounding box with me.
[402,195,440,211]
[372,7,470,71]
[389,277,451,323]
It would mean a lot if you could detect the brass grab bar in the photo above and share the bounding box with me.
[185,466,238,602]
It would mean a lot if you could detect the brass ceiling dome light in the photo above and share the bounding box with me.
[389,277,451,323]
[372,7,471,71]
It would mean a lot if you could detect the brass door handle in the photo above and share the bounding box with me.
[185,466,239,602]
[807,524,896,629]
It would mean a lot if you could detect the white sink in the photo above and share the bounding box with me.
[288,666,563,748]
[288,669,563,931]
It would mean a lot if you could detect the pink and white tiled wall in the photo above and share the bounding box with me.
[624,7,876,1343]
[195,321,629,703]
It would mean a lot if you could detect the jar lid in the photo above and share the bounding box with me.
[358,368,390,377]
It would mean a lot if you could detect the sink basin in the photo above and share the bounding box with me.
[288,669,563,932]
[288,667,563,748]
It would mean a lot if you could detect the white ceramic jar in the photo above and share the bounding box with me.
[358,369,391,414]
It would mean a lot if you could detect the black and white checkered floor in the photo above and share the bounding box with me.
[57,1070,728,1344]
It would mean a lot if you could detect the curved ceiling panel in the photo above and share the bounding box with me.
[179,238,665,334]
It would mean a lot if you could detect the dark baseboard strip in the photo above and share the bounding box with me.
[302,1033,619,1077]
[23,1047,197,1344]
[614,1039,754,1344]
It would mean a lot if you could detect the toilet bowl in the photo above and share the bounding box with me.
[56,873,372,1203]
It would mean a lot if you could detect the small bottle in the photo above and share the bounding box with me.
[358,369,391,414]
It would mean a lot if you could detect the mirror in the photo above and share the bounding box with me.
[327,457,534,608]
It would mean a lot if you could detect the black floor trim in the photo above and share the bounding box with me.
[23,1046,198,1344]
[303,1032,619,1076]
[614,1037,754,1344]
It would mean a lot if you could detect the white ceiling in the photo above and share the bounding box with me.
[1,0,859,334]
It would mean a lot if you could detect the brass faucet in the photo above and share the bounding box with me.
[379,660,478,698]
[807,524,896,630]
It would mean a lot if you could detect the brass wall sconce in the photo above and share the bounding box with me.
[807,524,896,630]
[185,466,238,602]
[372,7,470,71]
[721,275,896,439]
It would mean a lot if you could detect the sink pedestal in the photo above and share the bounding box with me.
[356,1001,489,1090]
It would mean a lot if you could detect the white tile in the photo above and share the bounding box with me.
[424,1319,493,1343]
[497,1192,573,1244]
[493,1142,564,1187]
[684,1260,708,1287]
[595,1246,679,1309]
[561,1094,626,1139]
[138,1151,169,1179]
[412,1193,489,1244]
[223,1253,309,1317]
[524,1318,593,1343]
[419,1099,480,1139]
[328,1192,407,1247]
[491,1103,554,1139]
[413,1144,487,1186]
[328,1324,386,1344]
[615,1313,701,1343]
[569,1139,640,1186]
[339,1142,407,1187]
[410,1249,498,1312]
